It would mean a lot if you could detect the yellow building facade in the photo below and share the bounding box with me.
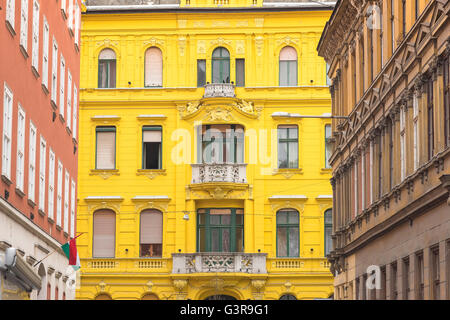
[77,1,334,300]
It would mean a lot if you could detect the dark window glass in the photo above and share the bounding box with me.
[197,59,206,87]
[142,126,162,169]
[324,209,332,256]
[427,78,434,160]
[236,59,245,87]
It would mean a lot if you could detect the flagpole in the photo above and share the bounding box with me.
[33,233,85,267]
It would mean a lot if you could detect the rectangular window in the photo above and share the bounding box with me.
[2,84,13,179]
[427,78,434,160]
[278,125,298,169]
[70,180,75,238]
[325,125,332,168]
[431,246,440,300]
[6,0,15,31]
[64,170,69,234]
[51,40,58,104]
[61,0,66,17]
[38,136,46,212]
[279,60,297,87]
[28,122,37,202]
[96,127,116,170]
[31,0,39,71]
[391,262,398,300]
[20,0,28,52]
[48,149,55,220]
[391,0,395,53]
[413,95,420,170]
[42,17,49,89]
[402,0,406,38]
[377,132,383,199]
[59,55,65,116]
[67,71,72,129]
[369,140,373,204]
[416,251,424,299]
[236,59,245,87]
[67,0,74,31]
[444,56,450,147]
[142,126,162,170]
[403,257,410,300]
[381,266,387,300]
[56,161,63,226]
[197,59,206,87]
[73,85,77,139]
[74,2,80,47]
[388,119,394,190]
[400,107,406,181]
[16,106,26,191]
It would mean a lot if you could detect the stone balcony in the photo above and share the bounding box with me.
[203,83,235,98]
[172,253,267,274]
[191,163,247,184]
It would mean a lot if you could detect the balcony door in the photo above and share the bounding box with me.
[212,47,230,84]
[197,208,244,253]
[198,124,244,164]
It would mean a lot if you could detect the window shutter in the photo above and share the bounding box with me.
[6,0,15,29]
[145,47,163,87]
[93,210,116,258]
[59,56,65,115]
[96,129,115,169]
[140,210,162,244]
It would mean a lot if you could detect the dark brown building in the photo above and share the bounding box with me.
[318,0,449,299]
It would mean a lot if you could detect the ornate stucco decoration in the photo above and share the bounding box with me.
[178,36,187,56]
[96,38,119,52]
[131,196,171,213]
[85,196,124,213]
[143,37,165,47]
[255,36,264,56]
[204,106,235,122]
[177,101,203,119]
[197,40,206,54]
[316,195,333,211]
[254,18,264,27]
[235,40,245,54]
[272,168,303,179]
[146,281,154,292]
[276,36,299,47]
[268,195,307,213]
[173,279,188,291]
[136,169,167,180]
[89,169,120,180]
[210,37,232,46]
[188,183,249,200]
[251,279,266,300]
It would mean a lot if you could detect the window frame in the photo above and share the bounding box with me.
[324,209,332,256]
[197,208,244,253]
[95,126,117,170]
[276,209,300,258]
[2,83,13,180]
[16,105,26,191]
[139,209,163,258]
[38,136,46,212]
[279,46,298,87]
[277,125,299,169]
[142,126,162,170]
[28,122,37,202]
[235,58,245,87]
[211,47,231,84]
[98,49,117,89]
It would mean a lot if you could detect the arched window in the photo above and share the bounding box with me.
[145,47,163,87]
[279,46,298,86]
[140,209,163,257]
[212,47,230,84]
[98,48,116,88]
[276,209,299,257]
[324,209,332,256]
[93,209,116,258]
[280,294,297,300]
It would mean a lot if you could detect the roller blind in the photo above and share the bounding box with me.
[140,210,163,244]
[143,130,161,143]
[93,210,115,258]
[145,47,163,87]
[96,128,115,169]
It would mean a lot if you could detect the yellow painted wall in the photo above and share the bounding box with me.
[77,7,334,300]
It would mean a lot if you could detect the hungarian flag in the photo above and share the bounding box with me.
[61,237,81,271]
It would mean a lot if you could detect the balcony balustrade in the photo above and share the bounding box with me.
[172,253,267,274]
[203,83,235,98]
[191,163,247,184]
